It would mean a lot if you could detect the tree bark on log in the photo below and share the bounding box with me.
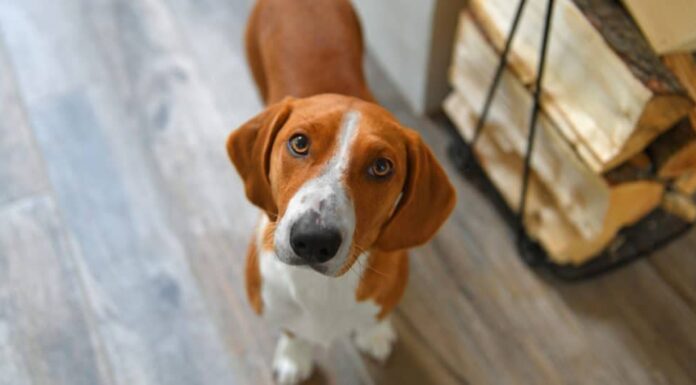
[603,153,654,184]
[647,116,696,179]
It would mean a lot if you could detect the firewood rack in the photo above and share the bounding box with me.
[447,0,694,280]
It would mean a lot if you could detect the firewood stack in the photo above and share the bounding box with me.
[443,0,696,265]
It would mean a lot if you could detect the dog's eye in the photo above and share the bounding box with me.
[368,158,393,178]
[288,134,310,156]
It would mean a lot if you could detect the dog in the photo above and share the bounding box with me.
[227,0,456,383]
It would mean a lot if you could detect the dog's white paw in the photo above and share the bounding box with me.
[272,334,314,385]
[353,319,397,363]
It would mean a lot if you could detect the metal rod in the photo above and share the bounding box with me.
[470,0,528,149]
[516,0,555,239]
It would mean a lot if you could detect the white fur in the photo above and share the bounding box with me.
[353,318,397,363]
[259,214,381,346]
[274,111,361,275]
[273,334,314,385]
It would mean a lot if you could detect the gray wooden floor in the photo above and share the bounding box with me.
[1,0,695,384]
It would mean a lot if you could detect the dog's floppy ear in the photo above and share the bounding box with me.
[227,97,294,218]
[374,129,456,251]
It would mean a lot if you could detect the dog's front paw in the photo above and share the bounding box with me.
[353,319,397,363]
[273,334,314,385]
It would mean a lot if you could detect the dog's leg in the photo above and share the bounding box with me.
[272,333,314,385]
[353,318,397,363]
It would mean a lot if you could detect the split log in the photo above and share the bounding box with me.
[674,171,696,196]
[646,116,696,179]
[444,91,665,264]
[621,0,696,54]
[444,91,581,262]
[662,191,696,223]
[449,12,610,239]
[469,0,693,172]
[671,112,696,195]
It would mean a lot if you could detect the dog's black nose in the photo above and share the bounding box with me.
[290,212,342,264]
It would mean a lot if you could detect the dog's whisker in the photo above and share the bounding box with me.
[351,244,391,279]
[365,264,390,279]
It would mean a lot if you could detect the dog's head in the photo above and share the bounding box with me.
[227,94,455,276]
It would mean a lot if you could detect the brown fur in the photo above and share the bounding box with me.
[356,249,410,319]
[245,238,263,314]
[245,0,373,103]
[230,0,456,318]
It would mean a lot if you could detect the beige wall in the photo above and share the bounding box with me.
[353,0,466,114]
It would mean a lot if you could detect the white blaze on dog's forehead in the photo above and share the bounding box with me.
[325,110,360,175]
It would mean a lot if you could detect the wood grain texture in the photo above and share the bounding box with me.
[0,0,242,384]
[649,234,696,313]
[0,0,695,384]
[0,38,47,205]
[81,0,277,381]
[0,36,109,385]
[0,196,113,385]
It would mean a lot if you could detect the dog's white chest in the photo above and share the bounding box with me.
[258,250,380,346]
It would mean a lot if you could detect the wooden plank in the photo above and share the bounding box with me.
[160,0,260,125]
[0,196,112,385]
[0,38,106,385]
[0,1,243,384]
[551,259,696,384]
[470,0,693,172]
[0,37,47,205]
[80,0,278,382]
[649,231,696,312]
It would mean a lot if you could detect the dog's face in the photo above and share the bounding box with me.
[228,94,455,276]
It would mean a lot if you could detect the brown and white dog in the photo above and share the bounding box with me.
[227,0,456,383]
